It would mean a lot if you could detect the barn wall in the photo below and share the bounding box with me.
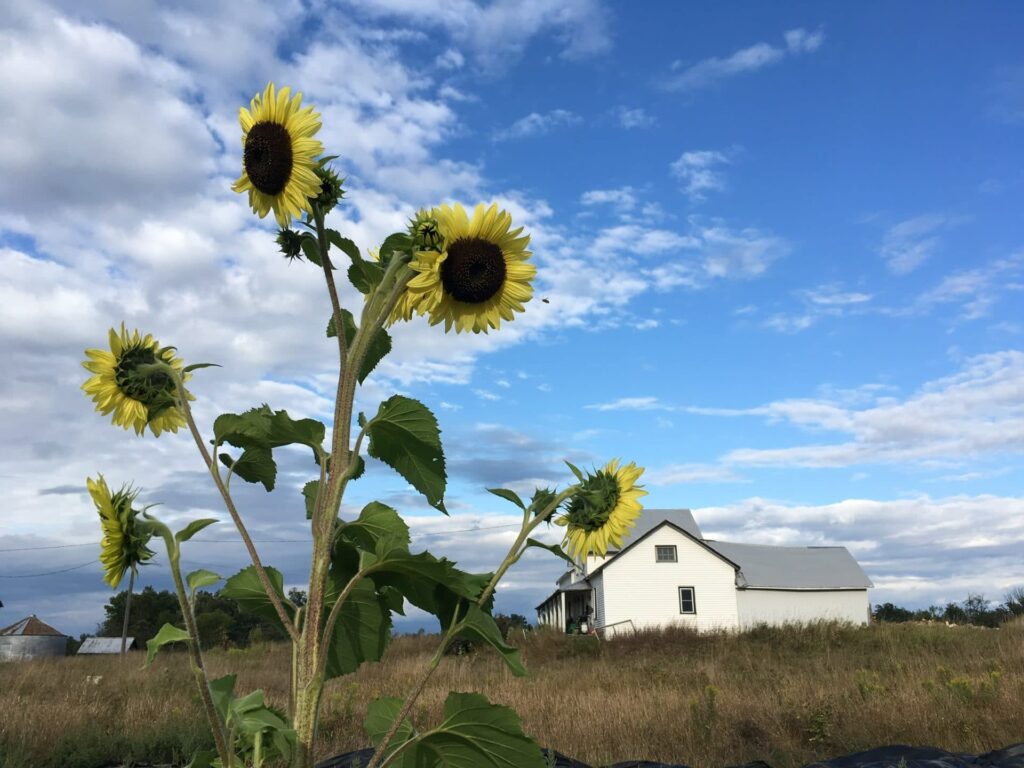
[736,589,870,627]
[0,636,66,661]
[599,526,739,634]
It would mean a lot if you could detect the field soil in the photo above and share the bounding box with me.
[1,621,1022,768]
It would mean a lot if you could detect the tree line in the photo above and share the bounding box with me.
[873,588,1024,627]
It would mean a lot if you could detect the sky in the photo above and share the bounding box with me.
[1,0,1023,637]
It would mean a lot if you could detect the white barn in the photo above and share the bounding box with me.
[536,509,873,635]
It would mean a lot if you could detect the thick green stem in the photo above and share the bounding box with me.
[168,549,233,767]
[121,569,134,656]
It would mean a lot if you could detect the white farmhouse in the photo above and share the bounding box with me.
[535,509,873,635]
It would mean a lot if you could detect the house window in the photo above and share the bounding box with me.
[655,545,677,563]
[679,587,696,614]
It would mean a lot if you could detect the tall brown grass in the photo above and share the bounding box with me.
[1,620,1022,768]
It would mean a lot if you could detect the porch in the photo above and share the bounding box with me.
[535,581,594,634]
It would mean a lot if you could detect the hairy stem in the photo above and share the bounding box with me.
[121,568,134,656]
[174,376,299,643]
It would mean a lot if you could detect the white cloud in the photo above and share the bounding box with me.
[670,150,729,201]
[760,284,873,334]
[344,0,612,71]
[435,47,465,69]
[646,223,789,290]
[580,187,638,210]
[664,28,825,92]
[913,252,1024,321]
[696,493,1024,607]
[645,463,742,485]
[879,214,949,275]
[586,396,673,412]
[613,106,655,128]
[592,224,695,255]
[694,351,1024,468]
[493,109,581,141]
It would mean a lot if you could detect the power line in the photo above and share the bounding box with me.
[0,561,97,578]
[0,522,524,554]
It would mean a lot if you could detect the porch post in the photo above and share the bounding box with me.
[560,591,566,633]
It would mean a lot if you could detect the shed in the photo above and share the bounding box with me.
[77,636,139,654]
[0,615,68,661]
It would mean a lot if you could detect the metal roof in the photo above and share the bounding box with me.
[0,615,65,637]
[77,637,139,654]
[606,508,703,552]
[703,541,874,589]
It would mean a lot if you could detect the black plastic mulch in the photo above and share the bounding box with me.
[314,743,1024,768]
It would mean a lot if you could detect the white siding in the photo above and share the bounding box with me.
[736,589,870,627]
[591,572,605,629]
[599,526,739,633]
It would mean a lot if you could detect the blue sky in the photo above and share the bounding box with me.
[1,1,1022,635]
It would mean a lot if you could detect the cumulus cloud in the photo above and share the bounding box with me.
[670,150,730,201]
[663,28,825,92]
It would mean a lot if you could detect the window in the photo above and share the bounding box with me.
[679,587,696,614]
[655,545,677,563]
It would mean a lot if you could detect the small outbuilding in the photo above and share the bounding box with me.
[77,636,139,654]
[0,615,68,661]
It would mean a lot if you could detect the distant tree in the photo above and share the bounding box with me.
[873,603,915,623]
[494,613,531,639]
[288,588,308,607]
[942,602,968,624]
[1004,586,1024,617]
[196,609,233,648]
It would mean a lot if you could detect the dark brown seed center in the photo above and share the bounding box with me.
[244,121,293,195]
[440,237,506,303]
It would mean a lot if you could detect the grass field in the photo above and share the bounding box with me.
[1,620,1022,768]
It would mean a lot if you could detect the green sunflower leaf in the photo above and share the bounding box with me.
[144,623,190,668]
[366,396,447,514]
[300,234,323,267]
[339,501,410,555]
[326,309,391,384]
[324,578,393,680]
[325,229,361,263]
[175,518,219,543]
[524,537,575,567]
[487,488,525,510]
[348,454,366,481]
[378,231,413,265]
[348,259,385,295]
[450,603,527,677]
[222,447,277,491]
[366,692,545,768]
[221,566,295,631]
[303,480,319,520]
[213,405,325,473]
[186,569,222,600]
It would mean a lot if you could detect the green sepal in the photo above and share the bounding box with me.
[185,569,221,601]
[181,362,221,373]
[326,309,391,384]
[524,538,575,567]
[366,395,447,513]
[175,518,218,543]
[144,623,190,667]
[487,488,525,510]
[565,460,585,482]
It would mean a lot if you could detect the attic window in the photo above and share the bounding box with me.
[655,545,677,563]
[679,586,696,614]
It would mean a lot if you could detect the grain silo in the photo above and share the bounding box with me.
[0,615,68,661]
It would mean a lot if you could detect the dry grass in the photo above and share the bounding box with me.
[2,620,1023,768]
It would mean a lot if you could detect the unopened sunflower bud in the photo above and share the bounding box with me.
[312,164,345,214]
[408,209,443,252]
[276,228,304,261]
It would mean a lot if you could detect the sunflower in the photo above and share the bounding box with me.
[81,324,192,437]
[405,203,535,334]
[232,82,323,228]
[86,475,155,589]
[556,460,648,561]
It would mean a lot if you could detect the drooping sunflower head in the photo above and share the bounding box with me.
[556,460,647,561]
[404,203,535,334]
[81,324,191,437]
[86,475,156,589]
[232,82,323,228]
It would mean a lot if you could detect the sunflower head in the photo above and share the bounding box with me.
[81,324,192,437]
[276,227,304,261]
[312,162,345,215]
[403,203,536,334]
[231,82,323,228]
[556,460,647,561]
[87,475,156,589]
[408,208,443,252]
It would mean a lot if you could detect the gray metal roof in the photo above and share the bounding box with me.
[77,637,139,654]
[703,541,873,589]
[607,508,702,552]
